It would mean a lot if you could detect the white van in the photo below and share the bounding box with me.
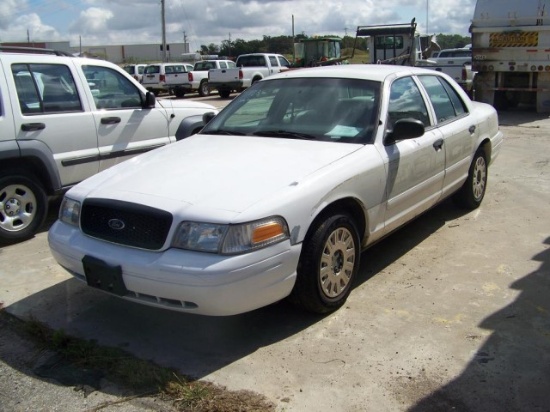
[141,63,193,95]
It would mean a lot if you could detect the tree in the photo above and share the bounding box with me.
[434,34,471,49]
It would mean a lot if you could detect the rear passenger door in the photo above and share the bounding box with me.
[417,75,476,198]
[80,64,171,171]
[9,60,99,187]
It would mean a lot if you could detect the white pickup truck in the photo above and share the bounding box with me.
[420,48,475,95]
[208,53,291,98]
[168,59,236,98]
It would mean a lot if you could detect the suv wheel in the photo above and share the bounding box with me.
[0,174,47,242]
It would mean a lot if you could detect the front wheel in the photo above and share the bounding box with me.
[0,174,48,242]
[453,149,487,209]
[290,214,360,314]
[198,80,210,97]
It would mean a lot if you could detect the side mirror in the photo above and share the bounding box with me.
[202,111,216,125]
[385,118,425,144]
[144,91,156,109]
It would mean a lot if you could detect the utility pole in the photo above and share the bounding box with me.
[161,0,167,62]
[426,0,429,34]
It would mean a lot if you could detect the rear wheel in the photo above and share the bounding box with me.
[0,174,48,242]
[453,149,487,209]
[198,80,210,97]
[290,214,360,314]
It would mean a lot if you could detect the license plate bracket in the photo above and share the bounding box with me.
[82,255,128,296]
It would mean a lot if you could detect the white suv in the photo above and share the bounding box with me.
[0,47,217,242]
[141,63,194,95]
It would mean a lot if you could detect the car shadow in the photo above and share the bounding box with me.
[408,236,550,411]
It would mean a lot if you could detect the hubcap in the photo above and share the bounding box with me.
[0,184,37,232]
[319,227,356,299]
[472,156,487,200]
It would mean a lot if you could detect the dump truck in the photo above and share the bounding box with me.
[471,0,550,111]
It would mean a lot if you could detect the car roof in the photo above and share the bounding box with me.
[268,64,443,83]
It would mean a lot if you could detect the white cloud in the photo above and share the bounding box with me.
[2,0,476,47]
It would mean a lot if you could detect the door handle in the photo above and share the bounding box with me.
[101,117,121,125]
[469,125,476,134]
[433,138,444,151]
[21,123,46,131]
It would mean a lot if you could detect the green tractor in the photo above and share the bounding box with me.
[293,37,347,67]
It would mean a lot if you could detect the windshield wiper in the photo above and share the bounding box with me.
[205,129,246,135]
[252,130,317,140]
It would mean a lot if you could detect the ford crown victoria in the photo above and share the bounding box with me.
[48,65,503,316]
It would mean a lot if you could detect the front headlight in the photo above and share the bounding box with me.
[172,216,289,255]
[59,197,81,226]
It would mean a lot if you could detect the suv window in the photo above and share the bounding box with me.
[12,63,82,115]
[144,65,160,74]
[83,65,143,110]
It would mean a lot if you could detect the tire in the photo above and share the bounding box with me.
[0,174,48,242]
[453,149,488,209]
[290,214,360,314]
[219,89,231,99]
[198,80,210,97]
[174,87,185,98]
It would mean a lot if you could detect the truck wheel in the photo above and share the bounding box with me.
[289,213,360,314]
[0,174,48,242]
[198,80,211,97]
[219,89,231,99]
[174,87,185,98]
[453,148,487,210]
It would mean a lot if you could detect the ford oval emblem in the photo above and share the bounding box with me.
[108,219,126,230]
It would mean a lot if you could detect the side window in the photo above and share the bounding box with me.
[12,63,82,115]
[277,56,290,67]
[219,62,227,69]
[418,75,466,123]
[83,65,143,110]
[228,61,236,68]
[387,76,430,128]
[269,56,279,67]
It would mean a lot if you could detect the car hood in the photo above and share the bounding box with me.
[73,134,362,220]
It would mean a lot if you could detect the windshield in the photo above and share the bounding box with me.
[201,77,381,144]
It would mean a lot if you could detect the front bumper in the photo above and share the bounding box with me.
[48,221,300,316]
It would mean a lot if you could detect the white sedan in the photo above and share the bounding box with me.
[48,65,503,316]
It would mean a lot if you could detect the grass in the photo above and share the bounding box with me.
[1,310,275,411]
[342,48,370,64]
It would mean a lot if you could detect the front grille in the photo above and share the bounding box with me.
[81,199,173,250]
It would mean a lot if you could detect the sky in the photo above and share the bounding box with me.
[0,0,477,51]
